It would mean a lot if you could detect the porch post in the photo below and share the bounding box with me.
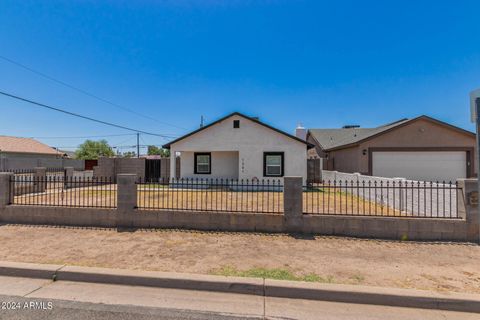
[170,149,176,180]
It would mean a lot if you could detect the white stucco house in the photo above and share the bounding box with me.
[163,112,313,182]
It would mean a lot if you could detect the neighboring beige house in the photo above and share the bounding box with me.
[0,136,62,159]
[302,115,476,182]
[0,135,68,171]
[163,112,313,181]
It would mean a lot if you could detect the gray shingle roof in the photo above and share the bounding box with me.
[309,119,410,150]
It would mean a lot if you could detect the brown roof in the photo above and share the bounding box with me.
[308,115,475,152]
[0,136,60,155]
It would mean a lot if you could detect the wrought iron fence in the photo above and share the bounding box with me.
[45,168,67,180]
[137,178,283,213]
[5,169,36,175]
[10,176,116,208]
[303,180,461,218]
[5,168,64,176]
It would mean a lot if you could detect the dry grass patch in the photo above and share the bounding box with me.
[137,188,284,213]
[13,185,117,207]
[211,266,334,283]
[13,185,399,215]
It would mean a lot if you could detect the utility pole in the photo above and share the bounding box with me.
[200,115,204,128]
[476,97,480,244]
[136,132,140,158]
[471,88,480,244]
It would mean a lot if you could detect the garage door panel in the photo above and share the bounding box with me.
[372,151,466,182]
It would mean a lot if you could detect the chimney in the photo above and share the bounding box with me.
[295,123,307,140]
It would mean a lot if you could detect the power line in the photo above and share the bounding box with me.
[55,144,167,149]
[55,145,139,149]
[32,133,135,139]
[0,55,186,130]
[0,90,172,138]
[32,133,179,139]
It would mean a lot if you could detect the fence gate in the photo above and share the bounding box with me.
[85,159,98,171]
[307,158,322,183]
[145,159,162,182]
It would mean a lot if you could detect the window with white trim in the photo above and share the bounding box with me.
[194,153,211,174]
[264,152,284,177]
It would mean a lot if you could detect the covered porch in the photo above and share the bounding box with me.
[170,151,240,180]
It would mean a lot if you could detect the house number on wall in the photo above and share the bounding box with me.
[241,158,245,173]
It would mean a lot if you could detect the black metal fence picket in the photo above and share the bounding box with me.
[303,180,460,218]
[137,178,283,213]
[10,176,116,208]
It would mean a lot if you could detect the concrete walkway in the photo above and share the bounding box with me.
[0,276,479,320]
[1,261,480,313]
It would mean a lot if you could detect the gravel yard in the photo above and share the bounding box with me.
[0,224,478,294]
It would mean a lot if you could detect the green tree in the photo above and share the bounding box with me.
[122,151,136,158]
[147,145,170,157]
[74,139,115,160]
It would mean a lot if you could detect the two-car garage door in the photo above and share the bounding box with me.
[372,151,467,182]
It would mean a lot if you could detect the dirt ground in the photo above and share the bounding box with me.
[0,224,478,294]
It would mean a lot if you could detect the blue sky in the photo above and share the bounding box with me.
[0,0,479,153]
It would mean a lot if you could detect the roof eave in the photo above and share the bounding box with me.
[163,112,314,149]
[0,151,60,155]
[322,115,476,152]
[324,143,360,152]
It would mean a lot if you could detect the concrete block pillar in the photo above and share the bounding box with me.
[456,179,467,220]
[64,167,74,189]
[458,179,479,243]
[34,167,47,193]
[117,174,137,228]
[0,172,13,208]
[284,176,303,233]
[64,167,74,178]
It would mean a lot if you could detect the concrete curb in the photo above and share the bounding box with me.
[56,265,264,296]
[265,279,480,313]
[0,261,63,279]
[0,261,479,313]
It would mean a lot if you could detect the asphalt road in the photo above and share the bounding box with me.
[0,295,255,320]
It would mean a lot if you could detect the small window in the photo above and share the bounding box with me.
[233,120,240,128]
[194,153,211,174]
[263,152,284,177]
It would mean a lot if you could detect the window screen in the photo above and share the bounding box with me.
[264,152,284,177]
[195,153,211,174]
